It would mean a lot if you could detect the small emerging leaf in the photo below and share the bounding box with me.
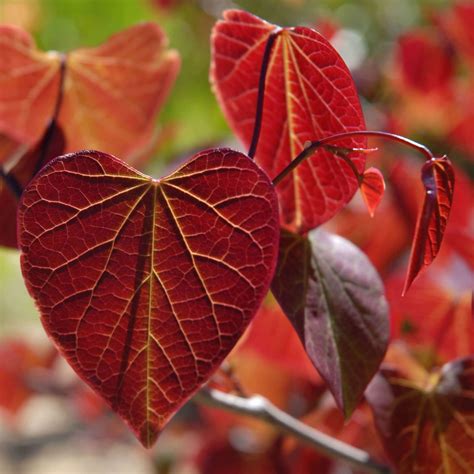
[366,355,474,473]
[404,156,455,294]
[18,149,279,447]
[359,167,385,217]
[271,229,389,417]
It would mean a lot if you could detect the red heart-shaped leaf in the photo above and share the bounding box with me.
[18,148,279,447]
[211,10,367,232]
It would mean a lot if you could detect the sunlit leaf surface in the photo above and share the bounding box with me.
[211,10,367,233]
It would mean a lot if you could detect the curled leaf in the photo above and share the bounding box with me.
[271,229,389,417]
[18,148,279,447]
[404,156,455,294]
[211,10,367,232]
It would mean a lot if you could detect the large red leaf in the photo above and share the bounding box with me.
[404,156,455,294]
[211,10,367,233]
[0,125,65,248]
[366,355,474,473]
[0,23,179,162]
[18,148,279,447]
[271,229,389,417]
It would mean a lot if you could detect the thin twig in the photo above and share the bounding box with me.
[195,388,392,474]
[272,130,435,186]
[248,28,282,159]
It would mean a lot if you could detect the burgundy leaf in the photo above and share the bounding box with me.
[271,229,389,417]
[0,124,65,248]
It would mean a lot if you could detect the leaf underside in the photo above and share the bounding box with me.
[211,9,368,232]
[19,149,279,447]
[0,23,179,162]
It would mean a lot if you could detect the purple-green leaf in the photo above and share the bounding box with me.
[271,229,389,417]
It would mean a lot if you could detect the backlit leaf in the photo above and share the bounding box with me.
[211,10,367,233]
[18,148,279,447]
[271,229,389,417]
[0,23,179,162]
[359,167,385,217]
[60,23,179,161]
[404,156,455,294]
[366,356,474,473]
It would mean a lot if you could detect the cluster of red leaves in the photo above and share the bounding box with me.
[0,4,470,472]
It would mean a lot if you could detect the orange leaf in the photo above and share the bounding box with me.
[0,23,179,162]
[359,167,385,217]
[60,23,179,161]
[0,25,61,144]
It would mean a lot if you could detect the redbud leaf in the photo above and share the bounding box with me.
[271,229,389,417]
[211,10,367,233]
[359,167,385,217]
[0,23,179,163]
[404,156,455,294]
[0,25,61,144]
[366,356,474,473]
[18,148,279,447]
